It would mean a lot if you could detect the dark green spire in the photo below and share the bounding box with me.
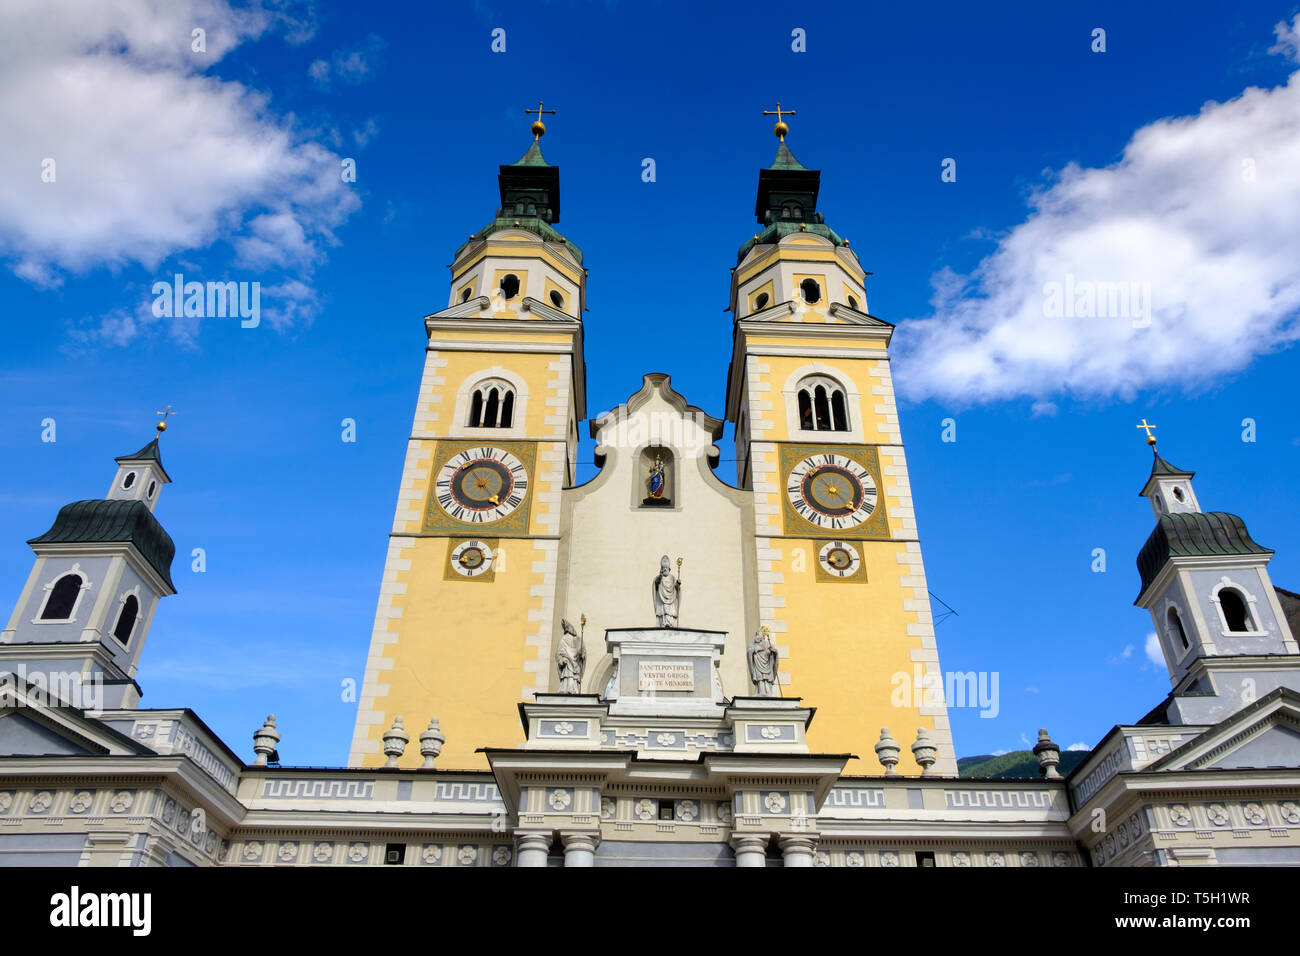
[768,140,808,171]
[498,137,560,223]
[510,139,550,168]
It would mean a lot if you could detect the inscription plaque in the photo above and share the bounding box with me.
[638,661,695,692]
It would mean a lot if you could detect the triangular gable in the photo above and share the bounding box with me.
[0,675,153,757]
[0,711,95,755]
[1146,687,1300,772]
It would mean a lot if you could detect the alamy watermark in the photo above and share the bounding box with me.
[1042,273,1151,328]
[0,665,103,711]
[890,664,1000,718]
[151,273,260,328]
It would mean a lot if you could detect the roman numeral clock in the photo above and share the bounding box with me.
[423,441,537,538]
[780,443,890,583]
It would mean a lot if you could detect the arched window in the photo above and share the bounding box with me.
[795,375,849,432]
[499,274,520,300]
[1219,588,1251,632]
[847,294,860,311]
[753,292,770,311]
[468,379,516,428]
[800,278,821,304]
[41,573,83,620]
[1166,606,1189,650]
[460,287,473,303]
[113,595,139,644]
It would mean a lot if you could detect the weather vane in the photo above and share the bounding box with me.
[525,100,556,140]
[155,405,176,437]
[1136,418,1157,448]
[763,101,796,141]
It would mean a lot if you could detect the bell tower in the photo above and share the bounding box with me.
[725,110,956,774]
[1133,427,1299,724]
[349,108,587,769]
[0,425,177,710]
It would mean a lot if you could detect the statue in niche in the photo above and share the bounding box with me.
[642,451,671,507]
[747,626,780,697]
[649,456,665,498]
[555,617,586,694]
[652,555,682,627]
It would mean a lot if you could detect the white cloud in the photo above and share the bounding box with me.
[1066,742,1090,751]
[990,749,1009,756]
[1145,631,1165,667]
[895,17,1300,404]
[308,34,385,89]
[1030,400,1057,418]
[1120,644,1134,660]
[0,0,357,330]
[1270,14,1300,62]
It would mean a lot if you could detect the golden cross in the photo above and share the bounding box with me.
[763,101,796,140]
[763,101,796,124]
[155,405,176,435]
[1136,418,1157,445]
[525,100,556,139]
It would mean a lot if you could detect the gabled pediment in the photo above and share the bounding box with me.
[0,710,96,756]
[0,674,152,757]
[1146,687,1300,772]
[739,300,893,329]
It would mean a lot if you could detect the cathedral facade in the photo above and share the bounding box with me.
[1,120,1298,867]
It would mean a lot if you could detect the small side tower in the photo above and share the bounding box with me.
[1133,425,1299,724]
[0,424,178,710]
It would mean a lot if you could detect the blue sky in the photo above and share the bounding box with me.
[1,0,1298,765]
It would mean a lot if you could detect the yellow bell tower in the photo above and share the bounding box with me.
[725,110,956,774]
[349,107,586,769]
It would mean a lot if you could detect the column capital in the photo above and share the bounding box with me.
[730,833,769,852]
[514,830,551,853]
[559,831,600,853]
[778,834,819,853]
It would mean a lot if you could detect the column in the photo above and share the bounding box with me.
[779,835,817,867]
[561,832,598,867]
[515,831,551,868]
[730,834,768,868]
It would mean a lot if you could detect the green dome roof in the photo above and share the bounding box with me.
[1136,512,1270,599]
[29,499,176,590]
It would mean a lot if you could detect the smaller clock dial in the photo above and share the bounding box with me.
[450,539,495,577]
[818,540,862,578]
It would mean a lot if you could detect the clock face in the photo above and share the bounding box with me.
[434,446,529,524]
[818,540,862,578]
[787,453,878,530]
[450,539,495,577]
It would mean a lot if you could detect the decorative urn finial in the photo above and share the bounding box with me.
[912,727,938,776]
[252,714,279,766]
[382,716,410,768]
[1034,728,1062,778]
[419,718,446,769]
[875,727,901,775]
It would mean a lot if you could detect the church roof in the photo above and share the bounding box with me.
[115,437,171,482]
[769,141,808,171]
[740,139,860,265]
[1135,511,1271,600]
[1138,450,1193,496]
[28,499,176,590]
[453,137,582,262]
[510,140,550,168]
